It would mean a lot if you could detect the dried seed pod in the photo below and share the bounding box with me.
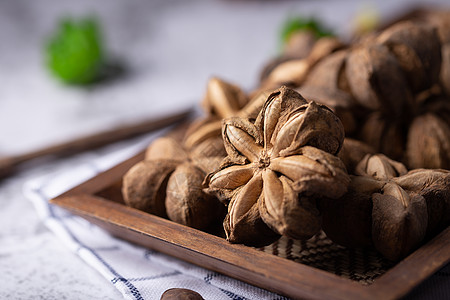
[202,77,248,118]
[193,156,224,176]
[337,138,376,174]
[320,176,380,248]
[394,169,450,237]
[237,89,270,120]
[145,137,189,162]
[189,134,226,159]
[206,87,349,245]
[355,153,407,180]
[298,85,357,135]
[406,113,450,169]
[359,112,405,162]
[345,44,413,118]
[222,117,263,165]
[303,50,348,89]
[185,77,250,151]
[259,56,297,84]
[307,36,344,66]
[262,59,310,90]
[258,32,317,83]
[259,173,321,240]
[183,117,223,150]
[377,21,442,92]
[275,146,350,199]
[255,88,344,157]
[273,102,344,157]
[122,160,178,217]
[298,51,359,135]
[261,37,343,89]
[206,164,256,204]
[166,163,223,230]
[255,86,308,136]
[223,173,280,247]
[372,182,428,261]
[160,288,205,300]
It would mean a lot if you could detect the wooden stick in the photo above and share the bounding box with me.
[0,109,192,179]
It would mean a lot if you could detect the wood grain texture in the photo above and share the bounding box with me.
[52,194,369,300]
[50,150,450,300]
[0,109,191,179]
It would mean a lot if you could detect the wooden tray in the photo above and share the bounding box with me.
[51,151,450,300]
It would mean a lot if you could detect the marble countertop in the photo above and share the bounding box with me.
[1,0,449,299]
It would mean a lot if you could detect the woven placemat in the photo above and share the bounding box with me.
[257,231,395,285]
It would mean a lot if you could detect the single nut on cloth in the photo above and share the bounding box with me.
[160,288,204,300]
[205,86,349,246]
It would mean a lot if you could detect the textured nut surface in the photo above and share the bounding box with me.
[206,87,349,245]
[122,160,178,217]
[166,163,223,229]
[160,288,204,300]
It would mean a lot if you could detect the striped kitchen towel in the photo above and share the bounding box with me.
[23,131,286,300]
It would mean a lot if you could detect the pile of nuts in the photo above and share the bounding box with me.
[122,8,450,261]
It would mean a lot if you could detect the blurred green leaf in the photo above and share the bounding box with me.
[45,16,104,84]
[281,16,334,44]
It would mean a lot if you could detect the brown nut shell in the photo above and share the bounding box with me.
[259,173,321,240]
[337,138,376,174]
[406,113,450,169]
[320,187,373,248]
[346,44,412,118]
[145,137,188,162]
[122,160,178,217]
[394,169,450,237]
[377,21,442,92]
[160,288,204,300]
[165,163,223,230]
[372,189,427,261]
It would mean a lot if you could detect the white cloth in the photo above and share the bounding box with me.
[23,132,286,300]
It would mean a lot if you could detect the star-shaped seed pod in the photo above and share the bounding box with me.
[122,136,225,230]
[393,168,450,237]
[205,86,350,246]
[321,153,450,261]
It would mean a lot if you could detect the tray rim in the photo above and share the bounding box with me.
[50,151,450,300]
